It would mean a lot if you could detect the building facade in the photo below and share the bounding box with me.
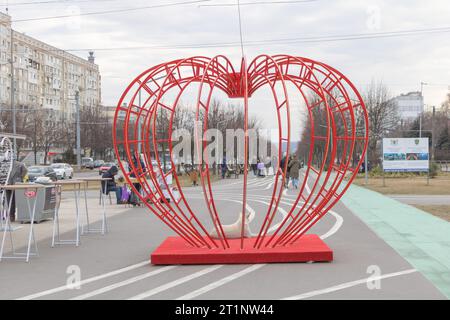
[0,12,101,121]
[393,91,424,121]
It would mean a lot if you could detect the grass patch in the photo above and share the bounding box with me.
[354,173,450,195]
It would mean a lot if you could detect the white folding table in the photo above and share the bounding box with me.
[79,177,112,235]
[0,184,45,262]
[51,180,84,247]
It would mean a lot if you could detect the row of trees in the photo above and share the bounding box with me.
[136,99,265,166]
[0,103,112,164]
[297,80,450,169]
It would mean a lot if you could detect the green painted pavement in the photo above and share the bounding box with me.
[341,184,450,299]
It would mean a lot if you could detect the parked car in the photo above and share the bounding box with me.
[98,162,115,175]
[28,166,58,182]
[82,157,94,169]
[50,163,74,180]
[93,159,105,168]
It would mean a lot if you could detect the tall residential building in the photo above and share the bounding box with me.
[0,12,101,121]
[393,91,424,121]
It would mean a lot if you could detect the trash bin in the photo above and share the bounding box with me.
[15,184,57,223]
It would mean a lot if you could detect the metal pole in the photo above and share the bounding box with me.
[10,28,16,157]
[431,106,435,161]
[420,82,427,138]
[382,137,386,187]
[34,111,37,165]
[364,148,368,185]
[75,91,81,170]
[419,115,422,138]
[138,90,142,155]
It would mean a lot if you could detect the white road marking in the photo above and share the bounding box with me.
[264,181,274,190]
[128,265,223,300]
[282,269,418,300]
[304,176,312,194]
[320,210,343,240]
[251,178,272,187]
[17,261,150,300]
[31,176,341,301]
[70,266,176,300]
[187,194,344,240]
[171,194,344,300]
[176,264,265,300]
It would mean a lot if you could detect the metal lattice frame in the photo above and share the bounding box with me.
[0,137,14,226]
[113,55,369,250]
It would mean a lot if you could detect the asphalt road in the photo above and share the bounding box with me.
[0,174,445,300]
[388,195,450,205]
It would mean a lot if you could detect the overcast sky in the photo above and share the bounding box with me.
[4,0,450,138]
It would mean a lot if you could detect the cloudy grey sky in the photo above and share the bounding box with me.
[5,0,450,138]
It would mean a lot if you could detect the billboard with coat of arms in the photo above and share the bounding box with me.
[382,138,429,172]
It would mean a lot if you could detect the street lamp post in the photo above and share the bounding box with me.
[9,28,17,157]
[75,91,81,170]
[420,82,428,138]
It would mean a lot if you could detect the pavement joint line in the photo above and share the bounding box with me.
[128,265,224,300]
[281,269,418,300]
[16,260,149,300]
[70,265,177,300]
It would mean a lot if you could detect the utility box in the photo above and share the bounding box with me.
[15,185,57,223]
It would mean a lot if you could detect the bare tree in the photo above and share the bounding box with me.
[363,80,399,165]
[79,105,112,160]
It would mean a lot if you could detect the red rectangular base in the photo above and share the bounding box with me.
[151,234,333,265]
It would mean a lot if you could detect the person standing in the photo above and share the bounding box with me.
[221,156,227,179]
[6,160,27,222]
[280,153,289,188]
[251,157,258,176]
[288,155,301,189]
[189,166,198,186]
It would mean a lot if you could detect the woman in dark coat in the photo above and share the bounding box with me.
[101,165,122,204]
[287,155,301,189]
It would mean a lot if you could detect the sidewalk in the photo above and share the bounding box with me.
[341,184,450,298]
[1,190,134,254]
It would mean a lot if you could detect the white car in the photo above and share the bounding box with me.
[51,163,74,180]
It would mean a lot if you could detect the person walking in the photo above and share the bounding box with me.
[6,160,27,222]
[280,153,289,188]
[288,155,301,189]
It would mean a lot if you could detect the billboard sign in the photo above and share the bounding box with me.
[383,138,429,172]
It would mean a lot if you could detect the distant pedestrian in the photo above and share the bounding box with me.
[257,159,265,177]
[251,157,258,176]
[280,153,289,188]
[189,167,199,186]
[221,157,227,179]
[288,155,301,189]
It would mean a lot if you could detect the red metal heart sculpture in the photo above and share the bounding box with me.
[113,55,369,260]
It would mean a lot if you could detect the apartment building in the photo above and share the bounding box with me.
[393,91,424,121]
[0,12,101,121]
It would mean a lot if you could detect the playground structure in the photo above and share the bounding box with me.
[113,55,369,264]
